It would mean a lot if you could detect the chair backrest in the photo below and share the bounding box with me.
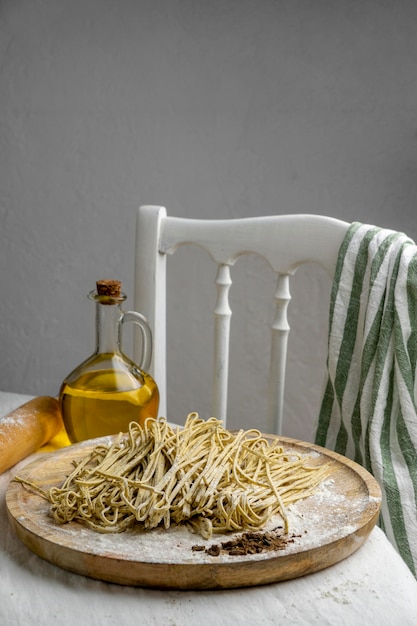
[134,205,349,434]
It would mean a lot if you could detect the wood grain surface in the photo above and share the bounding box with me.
[6,435,382,590]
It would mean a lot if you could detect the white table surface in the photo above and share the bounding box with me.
[1,391,417,626]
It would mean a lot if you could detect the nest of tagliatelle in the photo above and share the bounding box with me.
[15,414,329,540]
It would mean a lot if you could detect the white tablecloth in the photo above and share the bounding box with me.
[1,391,417,626]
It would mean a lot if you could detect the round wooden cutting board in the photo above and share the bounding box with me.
[6,435,381,590]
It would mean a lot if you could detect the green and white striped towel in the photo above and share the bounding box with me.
[315,221,417,577]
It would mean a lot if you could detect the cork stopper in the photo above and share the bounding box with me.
[96,280,122,298]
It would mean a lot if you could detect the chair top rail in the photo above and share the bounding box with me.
[158,212,349,276]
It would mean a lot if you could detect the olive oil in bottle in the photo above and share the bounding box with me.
[59,280,159,443]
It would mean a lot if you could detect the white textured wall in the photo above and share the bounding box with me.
[1,0,417,440]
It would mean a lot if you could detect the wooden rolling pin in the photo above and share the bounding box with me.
[0,396,64,474]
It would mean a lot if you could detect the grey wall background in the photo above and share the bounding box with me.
[1,0,417,441]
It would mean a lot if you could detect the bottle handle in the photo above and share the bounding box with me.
[120,310,153,373]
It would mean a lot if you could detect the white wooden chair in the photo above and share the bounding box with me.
[134,205,349,434]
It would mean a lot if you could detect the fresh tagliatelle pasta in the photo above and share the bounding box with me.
[16,414,330,539]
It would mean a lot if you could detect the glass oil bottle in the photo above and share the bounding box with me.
[59,280,159,443]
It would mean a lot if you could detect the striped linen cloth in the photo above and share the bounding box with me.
[315,221,417,577]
